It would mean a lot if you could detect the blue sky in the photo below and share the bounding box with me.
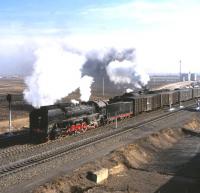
[0,0,200,74]
[0,0,131,35]
[0,0,184,36]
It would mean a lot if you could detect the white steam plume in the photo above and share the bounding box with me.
[106,60,135,84]
[126,88,133,93]
[83,47,149,89]
[71,99,79,105]
[80,75,94,101]
[106,59,149,87]
[24,44,93,107]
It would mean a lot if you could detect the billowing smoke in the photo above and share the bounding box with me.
[126,88,133,93]
[106,60,136,84]
[71,99,79,105]
[80,75,94,101]
[83,48,149,88]
[0,38,149,107]
[24,44,93,107]
[106,60,149,87]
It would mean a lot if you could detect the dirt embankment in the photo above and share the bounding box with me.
[184,118,200,133]
[33,126,194,193]
[111,128,184,170]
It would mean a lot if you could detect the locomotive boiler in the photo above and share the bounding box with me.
[30,103,105,141]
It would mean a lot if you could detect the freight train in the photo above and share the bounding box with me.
[30,87,200,141]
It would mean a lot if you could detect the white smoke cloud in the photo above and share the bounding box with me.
[106,60,135,84]
[0,36,149,107]
[24,43,93,107]
[135,65,150,85]
[71,99,79,105]
[80,75,94,101]
[126,88,133,93]
[106,59,149,87]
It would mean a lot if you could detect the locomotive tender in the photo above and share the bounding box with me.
[30,87,200,141]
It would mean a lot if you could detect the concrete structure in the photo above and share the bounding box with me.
[87,168,109,183]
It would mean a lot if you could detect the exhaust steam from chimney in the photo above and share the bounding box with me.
[22,44,149,108]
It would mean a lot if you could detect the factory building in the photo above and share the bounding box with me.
[181,73,197,81]
[148,74,179,88]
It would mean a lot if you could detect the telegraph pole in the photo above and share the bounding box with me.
[179,60,182,81]
[115,113,118,129]
[103,77,105,97]
[6,94,12,133]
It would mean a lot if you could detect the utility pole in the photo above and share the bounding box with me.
[6,94,12,133]
[179,60,182,81]
[169,102,172,109]
[115,113,118,129]
[103,77,105,97]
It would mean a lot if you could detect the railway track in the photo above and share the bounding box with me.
[0,108,167,160]
[0,101,192,162]
[0,131,29,147]
[0,133,71,161]
[0,103,195,179]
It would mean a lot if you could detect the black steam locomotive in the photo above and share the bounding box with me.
[30,87,200,141]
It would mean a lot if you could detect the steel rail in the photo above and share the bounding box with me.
[0,103,195,178]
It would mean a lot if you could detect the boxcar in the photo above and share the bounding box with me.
[138,95,152,112]
[134,94,161,112]
[151,94,162,110]
[161,90,179,106]
[192,87,200,98]
[179,89,193,102]
[121,94,157,115]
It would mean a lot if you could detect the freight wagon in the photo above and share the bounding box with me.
[161,90,179,106]
[179,89,193,102]
[119,93,161,114]
[151,94,162,110]
[192,87,200,98]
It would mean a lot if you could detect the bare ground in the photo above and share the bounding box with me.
[0,77,26,94]
[0,117,29,134]
[32,118,200,193]
[1,77,200,193]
